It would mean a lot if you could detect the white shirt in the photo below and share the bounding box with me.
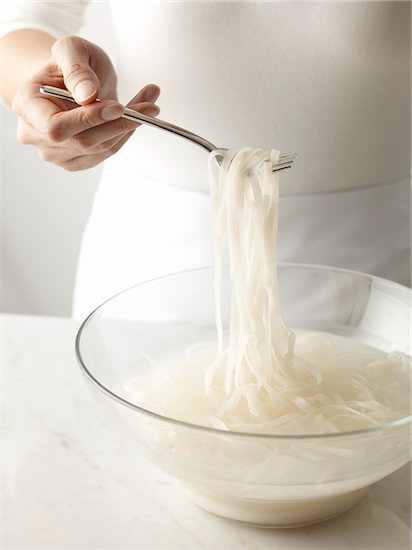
[2,1,410,318]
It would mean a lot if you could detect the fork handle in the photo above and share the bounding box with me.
[39,85,217,153]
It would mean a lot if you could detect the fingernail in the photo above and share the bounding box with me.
[74,80,96,102]
[145,87,159,102]
[101,104,124,121]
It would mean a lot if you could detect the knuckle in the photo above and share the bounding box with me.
[90,143,107,154]
[100,147,114,158]
[66,61,88,82]
[91,138,117,154]
[78,108,96,128]
[65,63,94,92]
[72,133,92,151]
[45,119,63,142]
[107,143,120,156]
[52,35,83,55]
[95,153,109,165]
[59,35,79,46]
[16,125,30,145]
[17,132,30,145]
[56,159,78,172]
[63,164,79,172]
[45,129,61,143]
[100,148,116,162]
[15,81,40,111]
[11,91,22,114]
[118,119,134,134]
[38,149,54,163]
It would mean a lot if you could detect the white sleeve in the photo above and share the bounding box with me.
[0,1,90,39]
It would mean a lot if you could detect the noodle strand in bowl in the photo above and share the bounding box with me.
[120,148,411,436]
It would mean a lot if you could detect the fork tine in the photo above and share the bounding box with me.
[272,152,296,172]
[278,153,297,161]
[272,164,293,172]
[39,86,298,171]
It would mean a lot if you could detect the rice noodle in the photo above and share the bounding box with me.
[120,148,410,435]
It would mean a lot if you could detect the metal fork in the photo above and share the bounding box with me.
[40,85,296,172]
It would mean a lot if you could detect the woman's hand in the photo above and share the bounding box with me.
[11,36,160,171]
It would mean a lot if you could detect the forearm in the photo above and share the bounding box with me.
[1,29,56,105]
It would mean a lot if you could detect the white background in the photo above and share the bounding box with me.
[1,3,114,317]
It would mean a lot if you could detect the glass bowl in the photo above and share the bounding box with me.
[75,264,411,527]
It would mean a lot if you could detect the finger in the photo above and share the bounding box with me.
[27,128,133,164]
[14,79,123,141]
[18,114,128,162]
[16,108,129,164]
[69,102,160,151]
[12,81,64,128]
[15,95,157,155]
[57,151,108,171]
[15,115,80,150]
[16,117,43,145]
[12,60,84,122]
[49,85,160,143]
[129,83,161,105]
[51,37,100,104]
[36,145,78,164]
[58,131,134,172]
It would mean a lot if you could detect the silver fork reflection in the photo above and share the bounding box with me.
[40,85,296,172]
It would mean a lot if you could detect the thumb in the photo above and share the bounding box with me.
[51,37,100,105]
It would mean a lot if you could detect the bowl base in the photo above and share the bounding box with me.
[182,484,368,528]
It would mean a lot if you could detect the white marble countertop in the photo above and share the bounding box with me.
[2,313,411,549]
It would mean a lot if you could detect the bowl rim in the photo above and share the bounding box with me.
[75,262,412,441]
